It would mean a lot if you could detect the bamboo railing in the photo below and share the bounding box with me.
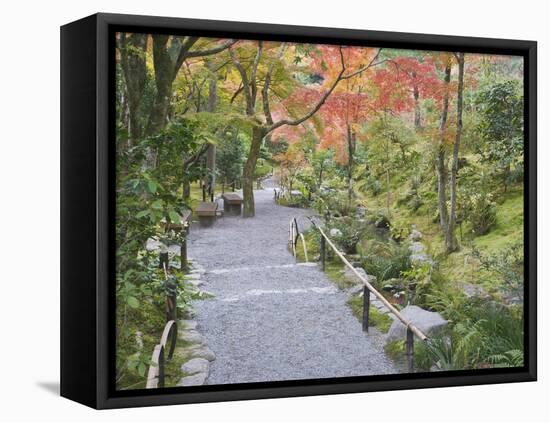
[307,217,428,371]
[289,217,309,262]
[145,320,178,389]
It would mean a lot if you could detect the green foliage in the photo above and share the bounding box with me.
[347,296,393,333]
[475,80,524,187]
[326,217,369,254]
[360,240,412,283]
[472,242,524,302]
[217,129,245,187]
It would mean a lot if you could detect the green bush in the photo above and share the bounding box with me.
[327,216,368,254]
[468,191,497,235]
[360,240,412,283]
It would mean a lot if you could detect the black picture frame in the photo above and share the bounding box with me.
[61,12,537,409]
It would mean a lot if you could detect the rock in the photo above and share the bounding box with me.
[198,290,215,298]
[461,282,489,299]
[188,345,216,361]
[348,284,365,296]
[177,372,207,386]
[409,242,426,254]
[342,267,376,285]
[410,253,434,266]
[189,279,203,287]
[179,319,197,330]
[329,228,343,238]
[355,206,367,217]
[409,242,434,266]
[387,305,448,342]
[409,230,423,241]
[186,273,202,280]
[181,358,210,375]
[179,330,206,345]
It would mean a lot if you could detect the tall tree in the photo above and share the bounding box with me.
[447,52,465,253]
[230,43,382,216]
[117,35,235,140]
[435,55,453,250]
[435,52,465,254]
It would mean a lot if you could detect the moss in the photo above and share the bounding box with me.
[347,296,393,333]
[384,339,404,360]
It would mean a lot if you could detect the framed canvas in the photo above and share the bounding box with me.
[60,13,537,409]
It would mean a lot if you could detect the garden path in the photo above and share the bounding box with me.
[187,180,398,385]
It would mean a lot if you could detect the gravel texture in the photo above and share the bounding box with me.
[187,182,399,385]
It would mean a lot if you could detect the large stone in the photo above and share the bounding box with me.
[409,242,434,266]
[179,319,197,330]
[386,305,448,342]
[461,282,489,299]
[342,267,375,285]
[179,330,206,345]
[188,345,216,361]
[409,242,426,254]
[177,372,207,386]
[329,228,343,238]
[181,358,209,375]
[348,284,365,296]
[409,229,423,242]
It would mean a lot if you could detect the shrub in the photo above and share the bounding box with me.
[327,216,368,254]
[361,240,412,283]
[468,191,497,235]
[471,242,524,302]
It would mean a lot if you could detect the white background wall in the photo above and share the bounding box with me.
[0,0,546,421]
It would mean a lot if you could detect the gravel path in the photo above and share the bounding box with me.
[187,182,398,385]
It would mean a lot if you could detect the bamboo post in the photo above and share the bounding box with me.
[159,252,169,270]
[406,327,414,372]
[362,285,370,332]
[308,218,428,342]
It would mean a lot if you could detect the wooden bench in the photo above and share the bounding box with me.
[221,193,243,216]
[196,202,218,227]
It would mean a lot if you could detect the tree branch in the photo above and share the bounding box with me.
[250,41,263,109]
[341,48,384,80]
[262,43,287,126]
[229,47,254,115]
[267,47,348,133]
[186,39,237,58]
[173,36,200,76]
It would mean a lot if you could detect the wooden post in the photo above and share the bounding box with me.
[202,184,206,201]
[406,327,414,372]
[159,252,169,270]
[320,235,326,271]
[166,294,177,322]
[158,347,165,388]
[362,285,370,332]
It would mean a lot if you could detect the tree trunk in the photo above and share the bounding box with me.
[412,72,421,129]
[242,126,266,217]
[347,126,355,201]
[436,60,452,247]
[118,33,148,143]
[205,63,217,200]
[146,35,175,136]
[446,53,465,254]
